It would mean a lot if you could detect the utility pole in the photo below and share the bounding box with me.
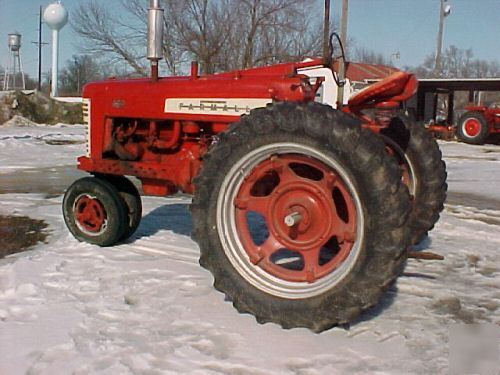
[336,0,348,107]
[433,0,451,77]
[322,0,331,60]
[32,6,48,91]
[74,57,81,95]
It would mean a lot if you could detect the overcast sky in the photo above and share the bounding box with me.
[0,0,499,78]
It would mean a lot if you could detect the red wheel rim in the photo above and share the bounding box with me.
[234,154,357,283]
[463,119,481,137]
[74,195,107,234]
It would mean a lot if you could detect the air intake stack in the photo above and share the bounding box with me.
[147,0,164,82]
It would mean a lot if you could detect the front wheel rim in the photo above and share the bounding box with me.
[73,194,108,236]
[216,143,365,299]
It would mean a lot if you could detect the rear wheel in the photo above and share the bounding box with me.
[191,102,411,332]
[457,112,489,145]
[381,115,447,244]
[63,177,127,246]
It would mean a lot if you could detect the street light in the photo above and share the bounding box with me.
[434,0,452,77]
[390,51,400,67]
[443,4,452,16]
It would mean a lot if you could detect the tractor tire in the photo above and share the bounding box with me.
[97,175,142,241]
[63,177,127,247]
[457,112,489,145]
[381,115,447,245]
[191,102,411,332]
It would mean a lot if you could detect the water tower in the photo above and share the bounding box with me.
[3,33,26,91]
[43,1,68,97]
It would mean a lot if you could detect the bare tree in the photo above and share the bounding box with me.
[350,46,391,66]
[413,45,500,79]
[59,55,111,96]
[165,0,231,74]
[72,1,148,76]
[223,0,319,70]
[72,0,323,76]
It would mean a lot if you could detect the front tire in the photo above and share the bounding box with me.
[457,112,489,145]
[97,175,142,241]
[63,177,127,246]
[191,102,411,332]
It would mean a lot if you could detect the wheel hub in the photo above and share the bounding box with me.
[463,118,480,137]
[269,182,333,251]
[74,194,107,234]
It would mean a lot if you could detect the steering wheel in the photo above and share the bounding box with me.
[329,32,346,87]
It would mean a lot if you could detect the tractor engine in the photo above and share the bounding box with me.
[79,64,319,196]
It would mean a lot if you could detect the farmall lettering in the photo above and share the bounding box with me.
[62,0,447,333]
[165,98,272,115]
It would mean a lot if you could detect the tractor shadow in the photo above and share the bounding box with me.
[129,202,436,326]
[348,236,437,327]
[134,203,193,239]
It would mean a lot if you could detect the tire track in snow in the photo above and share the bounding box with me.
[118,242,200,265]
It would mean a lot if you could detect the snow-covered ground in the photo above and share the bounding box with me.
[0,125,499,374]
[0,124,86,174]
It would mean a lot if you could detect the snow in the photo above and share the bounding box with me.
[0,124,85,173]
[0,125,499,374]
[53,97,83,104]
[438,140,500,204]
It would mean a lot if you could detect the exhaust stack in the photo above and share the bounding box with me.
[147,0,164,81]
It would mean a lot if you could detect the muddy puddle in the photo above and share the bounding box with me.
[0,165,86,196]
[0,215,49,258]
[43,139,85,146]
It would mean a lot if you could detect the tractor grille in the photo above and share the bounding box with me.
[82,98,91,157]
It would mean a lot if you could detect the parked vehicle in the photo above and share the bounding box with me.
[457,104,500,144]
[62,0,447,331]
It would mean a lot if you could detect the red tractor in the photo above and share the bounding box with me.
[457,104,500,145]
[63,1,446,331]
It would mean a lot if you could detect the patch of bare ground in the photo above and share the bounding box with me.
[42,139,85,145]
[0,215,48,258]
[0,165,85,195]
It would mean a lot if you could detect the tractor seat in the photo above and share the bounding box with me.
[348,71,418,108]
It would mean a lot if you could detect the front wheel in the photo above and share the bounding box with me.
[63,177,128,246]
[97,175,142,241]
[191,102,411,332]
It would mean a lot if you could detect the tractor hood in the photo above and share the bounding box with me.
[82,69,318,123]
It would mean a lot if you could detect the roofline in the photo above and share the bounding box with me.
[364,77,500,83]
[419,78,500,82]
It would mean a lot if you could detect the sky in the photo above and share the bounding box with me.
[0,0,499,79]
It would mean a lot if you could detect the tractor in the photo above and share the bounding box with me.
[63,0,447,332]
[456,104,500,145]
